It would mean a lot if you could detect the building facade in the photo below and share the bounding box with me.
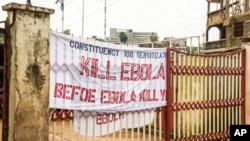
[107,28,158,44]
[205,0,250,50]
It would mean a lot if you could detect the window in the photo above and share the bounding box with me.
[234,22,243,37]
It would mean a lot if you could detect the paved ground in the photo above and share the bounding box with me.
[0,119,161,141]
[49,120,159,141]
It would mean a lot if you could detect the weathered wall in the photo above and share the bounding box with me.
[2,3,54,141]
[225,14,250,48]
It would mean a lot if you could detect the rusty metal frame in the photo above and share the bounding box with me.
[166,47,246,141]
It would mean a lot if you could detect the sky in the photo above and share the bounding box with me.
[0,0,208,41]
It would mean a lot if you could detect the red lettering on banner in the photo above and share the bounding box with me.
[54,83,63,98]
[152,63,165,79]
[98,61,116,80]
[54,83,96,103]
[80,88,96,103]
[120,62,152,81]
[139,89,158,101]
[120,62,165,81]
[96,112,125,125]
[80,56,99,77]
[130,91,136,101]
[54,83,76,100]
[120,62,130,81]
[80,56,116,80]
[90,58,98,77]
[80,57,164,81]
[160,89,167,100]
[100,90,129,104]
[80,56,91,76]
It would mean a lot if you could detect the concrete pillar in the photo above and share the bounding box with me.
[2,3,54,141]
[225,25,233,48]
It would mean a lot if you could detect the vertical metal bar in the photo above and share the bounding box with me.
[85,113,89,141]
[201,56,204,136]
[107,118,110,140]
[224,55,228,132]
[216,56,220,134]
[241,49,246,124]
[181,53,184,138]
[187,54,191,137]
[239,52,242,125]
[173,51,177,139]
[62,112,65,141]
[159,109,162,141]
[226,55,232,131]
[149,111,152,141]
[220,56,224,133]
[212,57,216,136]
[153,111,157,141]
[204,57,208,136]
[131,112,134,141]
[52,120,56,141]
[119,114,122,140]
[177,53,181,138]
[125,113,128,140]
[166,47,172,141]
[137,112,140,140]
[208,57,212,134]
[69,116,73,141]
[143,112,146,141]
[228,55,232,127]
[232,54,236,125]
[195,55,199,137]
[191,55,195,136]
[235,53,239,125]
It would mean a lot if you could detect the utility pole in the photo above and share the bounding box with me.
[82,0,84,38]
[62,12,64,33]
[55,0,64,33]
[26,0,31,5]
[104,0,106,41]
[62,0,64,33]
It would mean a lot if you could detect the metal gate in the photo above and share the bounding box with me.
[0,24,247,140]
[49,108,166,141]
[166,47,246,140]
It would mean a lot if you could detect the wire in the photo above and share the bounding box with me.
[51,0,102,26]
[64,0,98,18]
[64,0,122,27]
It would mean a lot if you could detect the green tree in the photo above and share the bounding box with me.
[92,35,104,42]
[119,32,128,44]
[63,29,71,35]
[149,34,159,48]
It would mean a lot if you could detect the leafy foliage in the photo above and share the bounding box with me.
[149,34,159,42]
[119,32,128,44]
[92,36,104,42]
[63,29,71,35]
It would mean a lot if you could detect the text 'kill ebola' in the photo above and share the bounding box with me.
[80,56,165,81]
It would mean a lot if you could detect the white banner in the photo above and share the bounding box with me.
[74,110,155,136]
[49,32,167,111]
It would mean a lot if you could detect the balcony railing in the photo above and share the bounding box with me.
[204,39,226,50]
